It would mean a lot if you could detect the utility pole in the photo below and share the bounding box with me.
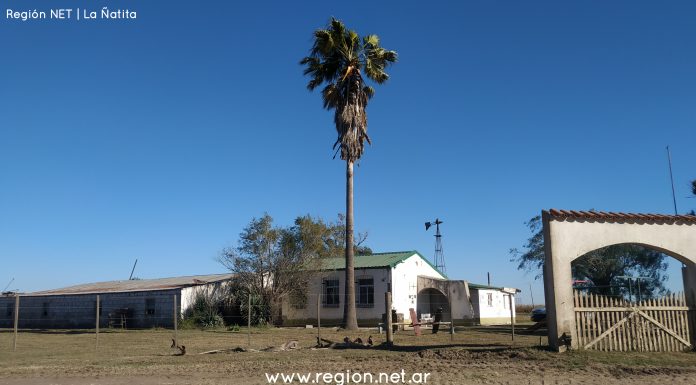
[667,146,678,215]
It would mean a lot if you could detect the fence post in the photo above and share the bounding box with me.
[13,295,19,352]
[247,294,251,347]
[95,295,100,349]
[509,294,515,343]
[448,282,454,341]
[317,293,321,343]
[173,294,178,347]
[385,292,393,346]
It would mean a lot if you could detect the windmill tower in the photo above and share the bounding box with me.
[425,219,445,275]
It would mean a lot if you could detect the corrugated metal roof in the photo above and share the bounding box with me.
[468,283,521,293]
[318,250,446,277]
[28,273,235,296]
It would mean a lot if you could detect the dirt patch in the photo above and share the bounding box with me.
[1,328,696,384]
[607,365,696,377]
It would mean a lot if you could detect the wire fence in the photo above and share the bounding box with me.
[0,290,529,354]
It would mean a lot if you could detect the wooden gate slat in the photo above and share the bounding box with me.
[680,292,690,347]
[636,308,691,348]
[574,291,692,352]
[656,297,665,352]
[668,294,677,351]
[583,311,635,349]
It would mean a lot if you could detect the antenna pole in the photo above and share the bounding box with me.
[3,278,14,293]
[129,259,138,280]
[667,146,678,215]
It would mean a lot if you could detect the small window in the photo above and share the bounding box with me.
[42,302,49,317]
[323,279,339,307]
[6,303,13,317]
[146,298,156,315]
[487,293,493,307]
[503,295,510,309]
[356,278,374,308]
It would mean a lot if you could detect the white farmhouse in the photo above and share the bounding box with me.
[282,250,517,327]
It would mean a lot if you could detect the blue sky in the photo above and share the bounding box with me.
[1,0,694,303]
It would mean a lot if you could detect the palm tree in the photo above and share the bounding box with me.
[691,180,696,216]
[301,18,397,329]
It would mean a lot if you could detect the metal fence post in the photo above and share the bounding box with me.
[509,294,515,343]
[385,292,393,346]
[96,295,100,349]
[13,295,19,352]
[317,293,321,343]
[173,294,178,347]
[247,294,251,347]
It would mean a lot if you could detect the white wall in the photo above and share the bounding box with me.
[282,267,390,325]
[180,280,231,316]
[392,254,446,322]
[475,289,516,324]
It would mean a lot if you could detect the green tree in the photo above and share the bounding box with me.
[301,18,396,329]
[510,215,668,297]
[220,214,371,325]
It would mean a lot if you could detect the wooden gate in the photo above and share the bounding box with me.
[573,290,693,352]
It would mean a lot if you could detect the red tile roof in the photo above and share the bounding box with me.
[544,209,696,223]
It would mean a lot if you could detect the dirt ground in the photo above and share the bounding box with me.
[1,326,696,384]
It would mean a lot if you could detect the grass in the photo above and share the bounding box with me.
[0,325,695,383]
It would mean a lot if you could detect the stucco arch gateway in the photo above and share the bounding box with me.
[541,209,696,351]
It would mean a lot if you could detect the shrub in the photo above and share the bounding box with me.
[183,292,225,329]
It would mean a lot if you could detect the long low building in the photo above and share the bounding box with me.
[0,273,234,329]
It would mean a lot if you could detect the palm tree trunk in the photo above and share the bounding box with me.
[343,160,359,330]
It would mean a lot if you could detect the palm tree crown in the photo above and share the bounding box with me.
[301,18,397,163]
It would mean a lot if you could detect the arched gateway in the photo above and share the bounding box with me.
[542,209,696,351]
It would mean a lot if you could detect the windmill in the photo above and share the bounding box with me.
[425,219,446,275]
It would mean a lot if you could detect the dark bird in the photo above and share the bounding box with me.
[367,336,373,346]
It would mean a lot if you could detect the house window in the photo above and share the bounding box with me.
[356,278,374,308]
[42,302,50,317]
[503,295,510,309]
[146,298,156,315]
[323,279,339,307]
[487,293,493,307]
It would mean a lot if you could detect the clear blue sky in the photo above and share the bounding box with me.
[1,1,695,303]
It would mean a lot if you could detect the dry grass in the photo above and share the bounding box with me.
[1,326,695,385]
[515,304,538,314]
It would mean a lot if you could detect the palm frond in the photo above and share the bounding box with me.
[322,84,341,110]
[301,18,396,161]
[363,86,375,100]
